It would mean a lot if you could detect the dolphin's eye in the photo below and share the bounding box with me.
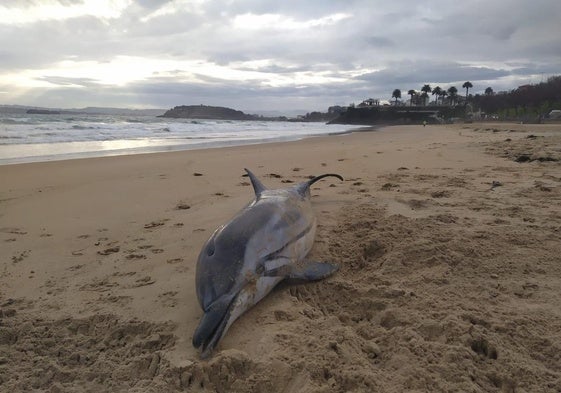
[206,243,215,256]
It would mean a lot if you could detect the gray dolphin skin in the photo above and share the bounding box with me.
[192,168,343,358]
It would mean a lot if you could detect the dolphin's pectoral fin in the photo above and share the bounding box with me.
[264,260,339,281]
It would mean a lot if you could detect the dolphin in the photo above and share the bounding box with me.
[192,168,343,358]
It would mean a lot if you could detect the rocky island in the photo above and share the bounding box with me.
[159,104,340,122]
[159,105,257,120]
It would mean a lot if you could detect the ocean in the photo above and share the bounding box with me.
[0,113,353,165]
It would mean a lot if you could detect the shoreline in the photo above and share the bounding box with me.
[4,120,554,166]
[0,122,368,166]
[1,123,560,391]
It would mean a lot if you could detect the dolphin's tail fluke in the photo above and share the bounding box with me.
[296,173,343,196]
[245,169,343,198]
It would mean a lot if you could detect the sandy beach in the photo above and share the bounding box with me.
[1,123,560,392]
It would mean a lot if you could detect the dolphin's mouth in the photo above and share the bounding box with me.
[192,294,237,358]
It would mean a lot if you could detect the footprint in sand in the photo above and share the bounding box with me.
[138,244,153,249]
[80,278,118,292]
[132,276,156,288]
[112,271,136,277]
[431,190,452,198]
[469,337,498,360]
[43,279,67,295]
[12,250,30,263]
[176,202,191,210]
[398,198,430,210]
[158,291,178,307]
[99,293,133,306]
[97,246,120,256]
[1,227,27,235]
[144,220,168,229]
[0,308,16,318]
[415,174,439,181]
[174,266,189,273]
[67,264,84,271]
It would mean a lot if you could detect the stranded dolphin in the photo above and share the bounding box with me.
[192,168,343,357]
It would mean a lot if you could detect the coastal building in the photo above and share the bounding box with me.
[357,98,380,107]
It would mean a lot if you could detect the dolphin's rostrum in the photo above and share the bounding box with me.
[193,168,343,357]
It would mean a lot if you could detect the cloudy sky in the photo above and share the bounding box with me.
[1,0,560,113]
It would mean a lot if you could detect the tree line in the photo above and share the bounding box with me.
[473,76,561,119]
[389,75,561,119]
[391,82,473,107]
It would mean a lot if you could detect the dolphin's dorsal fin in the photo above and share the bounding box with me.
[296,173,344,196]
[244,168,267,198]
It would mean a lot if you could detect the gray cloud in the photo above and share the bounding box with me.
[37,76,100,87]
[135,0,172,10]
[364,36,395,48]
[0,0,560,111]
[356,62,511,86]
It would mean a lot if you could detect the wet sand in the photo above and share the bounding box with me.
[1,123,560,392]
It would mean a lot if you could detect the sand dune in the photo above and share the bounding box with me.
[1,123,560,392]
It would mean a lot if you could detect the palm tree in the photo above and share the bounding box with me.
[432,86,442,105]
[447,86,458,106]
[392,89,401,106]
[407,89,416,106]
[421,84,432,105]
[462,81,473,104]
[484,86,494,96]
[420,92,429,106]
[440,90,448,105]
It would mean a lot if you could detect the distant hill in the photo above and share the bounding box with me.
[0,105,166,116]
[0,105,39,114]
[26,109,61,115]
[160,105,257,120]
